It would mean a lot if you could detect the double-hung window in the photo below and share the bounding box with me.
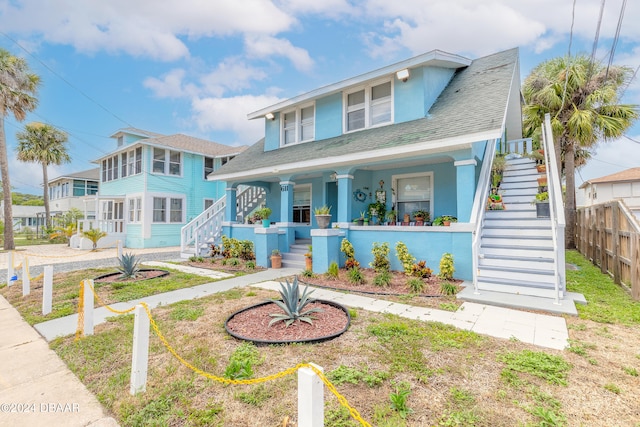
[393,172,433,222]
[152,196,184,223]
[292,185,311,223]
[345,80,392,132]
[204,157,214,179]
[153,148,181,176]
[128,198,141,223]
[281,105,314,145]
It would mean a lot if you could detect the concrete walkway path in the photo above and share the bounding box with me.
[0,296,118,427]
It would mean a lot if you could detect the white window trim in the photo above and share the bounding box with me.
[150,194,186,224]
[151,148,183,177]
[280,102,315,147]
[392,171,434,219]
[292,183,312,224]
[127,196,143,224]
[203,156,215,180]
[343,78,394,134]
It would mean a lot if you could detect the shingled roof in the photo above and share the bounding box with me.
[579,167,640,188]
[210,48,519,181]
[49,168,99,182]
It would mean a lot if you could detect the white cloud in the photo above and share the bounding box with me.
[0,0,296,61]
[578,136,640,185]
[199,58,269,97]
[191,94,284,144]
[144,69,197,99]
[245,35,314,71]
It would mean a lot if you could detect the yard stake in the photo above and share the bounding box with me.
[117,240,123,260]
[7,251,14,286]
[298,363,324,427]
[83,279,94,336]
[42,265,53,315]
[22,257,30,296]
[130,304,149,395]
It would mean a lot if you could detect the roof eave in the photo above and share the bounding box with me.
[209,128,501,182]
[247,50,472,120]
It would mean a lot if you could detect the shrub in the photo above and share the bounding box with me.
[407,278,425,293]
[441,281,458,296]
[373,271,392,287]
[326,262,339,279]
[438,253,455,280]
[245,260,256,270]
[221,236,255,260]
[395,242,415,275]
[348,267,365,285]
[117,252,140,279]
[301,269,315,278]
[229,258,240,266]
[209,243,222,258]
[370,242,391,273]
[268,277,322,327]
[340,238,355,259]
[411,260,432,278]
[345,258,360,270]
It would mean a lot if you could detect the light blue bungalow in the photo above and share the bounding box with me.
[71,128,246,249]
[189,48,569,308]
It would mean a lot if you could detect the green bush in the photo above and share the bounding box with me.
[438,253,455,280]
[348,267,365,285]
[395,242,415,275]
[326,261,339,279]
[373,271,392,287]
[370,242,391,273]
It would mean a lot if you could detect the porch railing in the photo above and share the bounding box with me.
[180,197,226,255]
[470,138,499,293]
[77,219,125,234]
[542,113,566,303]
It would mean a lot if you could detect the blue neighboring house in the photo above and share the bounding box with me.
[201,47,569,307]
[71,128,246,250]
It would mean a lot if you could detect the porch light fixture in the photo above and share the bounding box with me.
[396,68,410,82]
[330,172,337,181]
[265,112,275,120]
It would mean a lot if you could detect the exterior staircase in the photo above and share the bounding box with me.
[180,186,266,258]
[281,238,310,269]
[476,157,560,299]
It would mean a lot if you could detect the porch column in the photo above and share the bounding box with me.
[454,159,477,222]
[336,174,353,226]
[224,187,238,223]
[279,181,295,223]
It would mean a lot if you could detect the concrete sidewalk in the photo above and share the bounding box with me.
[0,295,118,427]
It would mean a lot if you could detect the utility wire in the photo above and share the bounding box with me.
[605,0,627,81]
[0,31,134,128]
[588,0,607,80]
[556,0,577,120]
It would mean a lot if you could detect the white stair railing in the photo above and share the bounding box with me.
[470,138,499,293]
[180,186,267,255]
[542,113,566,303]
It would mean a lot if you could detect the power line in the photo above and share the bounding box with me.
[0,31,134,128]
[557,0,577,120]
[587,0,607,80]
[605,0,627,81]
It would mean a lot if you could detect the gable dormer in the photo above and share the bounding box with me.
[110,127,165,147]
[249,50,471,152]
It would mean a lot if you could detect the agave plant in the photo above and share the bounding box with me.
[117,252,141,279]
[268,277,323,327]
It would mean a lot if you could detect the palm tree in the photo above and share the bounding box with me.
[83,228,107,251]
[523,55,639,248]
[0,49,40,250]
[16,122,70,230]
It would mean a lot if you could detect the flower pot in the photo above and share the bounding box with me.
[443,221,451,226]
[305,257,312,270]
[262,219,271,228]
[270,255,282,269]
[415,220,424,226]
[536,164,546,173]
[315,214,331,229]
[536,202,550,218]
[403,213,411,223]
[537,176,547,186]
[356,219,364,226]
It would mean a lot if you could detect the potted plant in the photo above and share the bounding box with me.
[314,205,332,229]
[534,191,550,218]
[537,175,548,187]
[270,249,282,269]
[487,188,505,210]
[304,245,312,270]
[491,154,506,189]
[412,209,430,226]
[368,201,386,225]
[255,207,272,227]
[386,209,397,225]
[402,213,411,225]
[442,215,457,226]
[354,211,366,226]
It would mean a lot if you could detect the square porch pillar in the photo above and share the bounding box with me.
[336,174,353,225]
[254,227,280,268]
[310,229,344,273]
[454,159,477,222]
[224,187,238,222]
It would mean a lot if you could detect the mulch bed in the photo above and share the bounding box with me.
[94,269,169,283]
[225,301,349,343]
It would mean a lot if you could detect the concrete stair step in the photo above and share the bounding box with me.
[476,279,559,299]
[484,210,538,219]
[481,237,553,248]
[482,227,552,237]
[484,217,551,227]
[478,256,554,270]
[480,246,555,258]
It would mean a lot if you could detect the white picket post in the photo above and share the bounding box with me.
[117,240,123,260]
[22,257,30,296]
[83,279,94,336]
[7,251,15,286]
[298,363,324,427]
[42,265,53,315]
[130,304,150,395]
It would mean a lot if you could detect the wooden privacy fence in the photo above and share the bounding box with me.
[576,201,640,300]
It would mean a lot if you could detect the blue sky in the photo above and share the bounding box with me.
[1,0,639,195]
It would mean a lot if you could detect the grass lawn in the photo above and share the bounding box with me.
[9,250,640,426]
